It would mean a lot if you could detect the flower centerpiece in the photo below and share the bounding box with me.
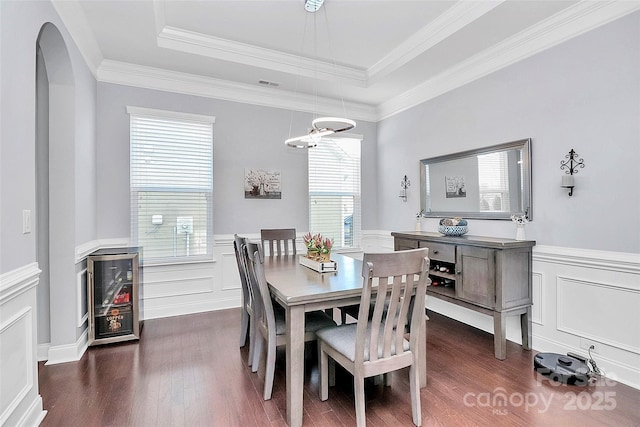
[511,214,529,240]
[303,232,333,262]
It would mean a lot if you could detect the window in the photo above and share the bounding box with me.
[478,151,511,212]
[308,137,361,249]
[128,106,214,263]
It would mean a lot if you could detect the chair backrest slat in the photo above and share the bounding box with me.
[245,241,276,339]
[261,228,297,256]
[234,234,251,309]
[356,249,430,365]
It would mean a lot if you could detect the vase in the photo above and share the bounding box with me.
[318,252,330,262]
[307,249,317,260]
[415,219,422,232]
[515,224,526,241]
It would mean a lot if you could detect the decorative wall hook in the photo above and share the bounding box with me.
[560,149,585,196]
[399,175,410,202]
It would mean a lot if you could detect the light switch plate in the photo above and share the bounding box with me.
[23,210,31,234]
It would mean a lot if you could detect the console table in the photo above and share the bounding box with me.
[392,231,535,360]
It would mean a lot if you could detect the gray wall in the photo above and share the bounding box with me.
[377,11,640,253]
[96,83,378,239]
[1,0,97,352]
[0,0,98,274]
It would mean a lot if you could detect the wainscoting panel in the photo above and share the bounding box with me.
[76,268,88,328]
[531,272,543,325]
[139,235,243,320]
[0,308,33,424]
[143,274,215,299]
[0,263,46,426]
[222,251,241,291]
[557,275,640,354]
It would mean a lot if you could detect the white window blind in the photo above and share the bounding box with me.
[477,151,510,212]
[308,137,361,249]
[128,107,214,262]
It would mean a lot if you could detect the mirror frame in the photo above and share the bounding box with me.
[420,138,532,220]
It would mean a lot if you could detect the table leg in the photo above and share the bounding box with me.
[493,311,506,360]
[286,305,305,427]
[521,306,532,351]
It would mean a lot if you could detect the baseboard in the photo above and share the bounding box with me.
[37,344,50,362]
[45,329,88,365]
[15,396,46,427]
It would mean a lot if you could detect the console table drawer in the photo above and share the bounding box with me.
[419,241,455,262]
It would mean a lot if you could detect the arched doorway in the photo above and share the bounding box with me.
[36,22,77,357]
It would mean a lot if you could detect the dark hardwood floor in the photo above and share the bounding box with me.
[38,309,640,426]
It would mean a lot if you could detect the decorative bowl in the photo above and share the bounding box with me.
[438,225,468,236]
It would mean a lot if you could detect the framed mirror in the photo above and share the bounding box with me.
[420,138,532,220]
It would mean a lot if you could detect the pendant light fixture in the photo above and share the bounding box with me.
[285,0,356,148]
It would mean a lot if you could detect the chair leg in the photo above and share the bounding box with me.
[251,332,262,373]
[409,364,422,426]
[239,308,249,347]
[354,375,366,427]
[319,343,329,401]
[263,339,276,400]
[248,317,257,367]
[329,358,336,387]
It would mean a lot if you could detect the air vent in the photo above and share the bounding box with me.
[258,80,280,87]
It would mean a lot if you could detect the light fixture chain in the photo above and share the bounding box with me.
[321,3,349,119]
[288,12,311,140]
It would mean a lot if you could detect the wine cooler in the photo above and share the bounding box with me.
[87,248,141,346]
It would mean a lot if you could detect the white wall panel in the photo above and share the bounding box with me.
[222,252,241,291]
[0,308,32,424]
[76,268,88,327]
[531,272,543,325]
[557,276,640,354]
[0,263,46,426]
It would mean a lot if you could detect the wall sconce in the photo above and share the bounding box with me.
[399,175,410,202]
[560,149,585,196]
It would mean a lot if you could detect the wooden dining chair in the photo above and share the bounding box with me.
[260,228,297,256]
[233,235,257,367]
[316,248,430,427]
[244,241,337,400]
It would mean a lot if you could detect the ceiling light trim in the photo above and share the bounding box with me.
[378,0,640,120]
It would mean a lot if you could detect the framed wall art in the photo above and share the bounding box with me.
[244,168,282,199]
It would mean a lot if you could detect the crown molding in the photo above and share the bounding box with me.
[153,0,366,86]
[368,0,504,84]
[51,0,103,78]
[378,0,640,120]
[97,60,377,122]
[157,26,368,87]
[153,1,501,88]
[57,0,640,123]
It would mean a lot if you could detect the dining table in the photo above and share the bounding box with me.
[263,252,427,427]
